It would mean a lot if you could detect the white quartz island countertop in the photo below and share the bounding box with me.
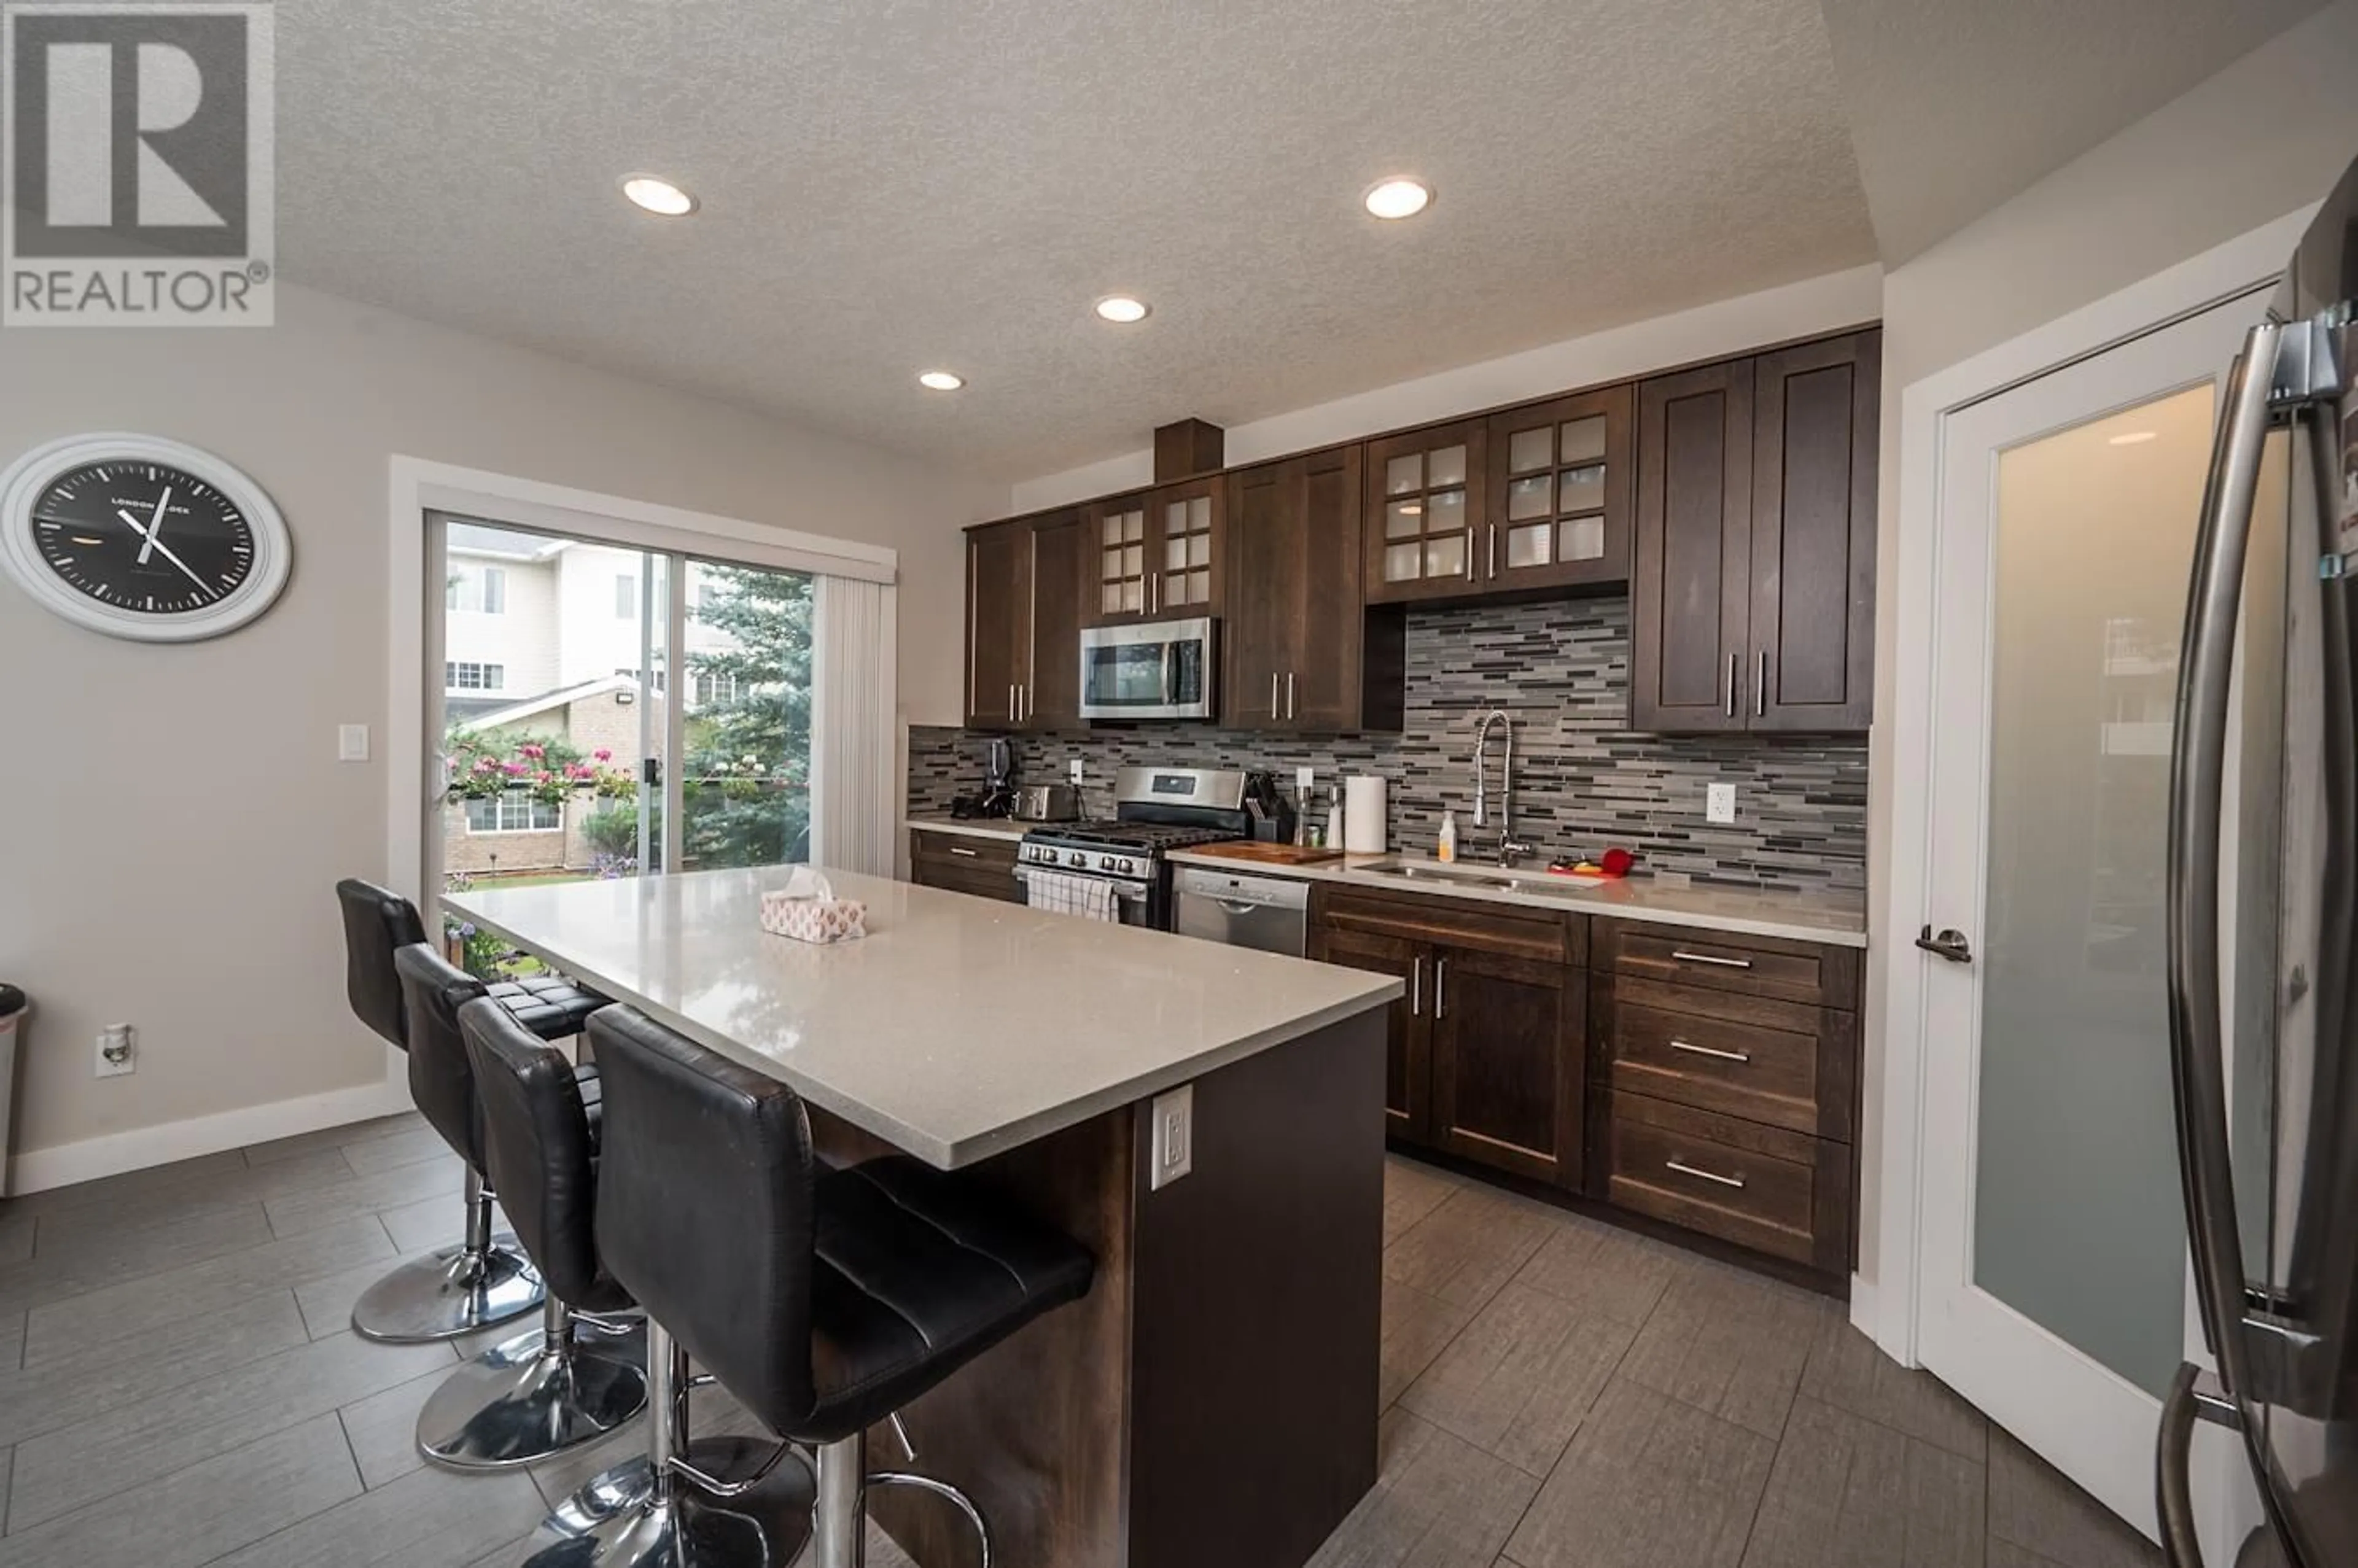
[445,866,1401,1170]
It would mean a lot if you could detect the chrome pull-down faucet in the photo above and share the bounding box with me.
[1471,709,1536,867]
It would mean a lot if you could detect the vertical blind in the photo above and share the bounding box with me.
[809,575,898,876]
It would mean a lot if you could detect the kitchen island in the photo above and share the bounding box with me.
[444,866,1399,1568]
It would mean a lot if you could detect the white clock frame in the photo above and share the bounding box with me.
[0,433,293,643]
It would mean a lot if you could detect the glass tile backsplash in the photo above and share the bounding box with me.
[909,597,1868,893]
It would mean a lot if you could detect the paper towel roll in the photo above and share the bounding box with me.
[1342,775,1388,854]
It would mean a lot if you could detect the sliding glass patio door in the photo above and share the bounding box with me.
[426,514,813,975]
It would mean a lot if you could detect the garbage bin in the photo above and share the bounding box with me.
[0,984,23,1200]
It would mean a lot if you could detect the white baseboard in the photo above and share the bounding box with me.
[4,1055,411,1196]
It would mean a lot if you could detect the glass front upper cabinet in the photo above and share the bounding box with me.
[1088,478,1221,624]
[1482,384,1633,591]
[1363,420,1488,604]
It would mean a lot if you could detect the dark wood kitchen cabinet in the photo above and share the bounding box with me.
[1482,383,1633,594]
[1310,885,1584,1187]
[1363,419,1488,604]
[1086,478,1225,626]
[1631,330,1879,732]
[1309,924,1429,1136]
[908,828,1022,902]
[963,508,1084,731]
[1226,445,1403,732]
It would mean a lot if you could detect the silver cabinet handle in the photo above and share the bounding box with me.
[1150,573,1159,616]
[1669,1038,1750,1064]
[1270,671,1280,720]
[1463,526,1474,581]
[1666,1157,1745,1190]
[949,846,979,858]
[1756,651,1767,717]
[1487,523,1498,579]
[1007,683,1017,723]
[1025,683,1033,720]
[1411,956,1423,1017]
[2167,319,2280,1403]
[1724,653,1736,718]
[1671,949,1751,969]
[1286,671,1296,720]
[1434,956,1447,1019]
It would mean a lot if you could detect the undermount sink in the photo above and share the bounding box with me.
[1356,860,1596,898]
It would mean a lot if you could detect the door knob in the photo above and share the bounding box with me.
[1916,925,1972,964]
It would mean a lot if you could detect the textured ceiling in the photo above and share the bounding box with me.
[271,0,1876,479]
[1815,0,2331,264]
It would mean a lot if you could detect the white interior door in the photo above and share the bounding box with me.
[1915,292,2266,1535]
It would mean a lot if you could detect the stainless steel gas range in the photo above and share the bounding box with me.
[1016,767,1267,928]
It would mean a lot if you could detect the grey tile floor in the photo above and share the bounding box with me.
[0,1117,2162,1568]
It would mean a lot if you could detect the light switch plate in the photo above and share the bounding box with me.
[1296,765,1315,793]
[1068,758,1084,785]
[1150,1083,1194,1190]
[338,724,370,763]
[1706,783,1737,825]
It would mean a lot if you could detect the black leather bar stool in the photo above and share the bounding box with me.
[334,878,604,1342]
[387,956,646,1467]
[523,1006,1094,1568]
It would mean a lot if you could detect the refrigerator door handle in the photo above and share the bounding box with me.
[2166,320,2281,1406]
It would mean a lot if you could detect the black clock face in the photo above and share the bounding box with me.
[28,461,257,615]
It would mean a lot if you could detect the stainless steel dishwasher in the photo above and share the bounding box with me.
[1172,866,1312,956]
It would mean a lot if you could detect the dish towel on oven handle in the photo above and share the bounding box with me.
[1023,867,1119,922]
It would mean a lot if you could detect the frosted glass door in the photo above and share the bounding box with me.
[1913,289,2267,1537]
[1970,383,2216,1397]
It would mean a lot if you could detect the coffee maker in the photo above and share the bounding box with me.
[952,738,1019,820]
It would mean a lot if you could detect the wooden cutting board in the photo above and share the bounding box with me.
[1188,840,1347,866]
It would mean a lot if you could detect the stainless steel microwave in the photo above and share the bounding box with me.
[1078,618,1217,721]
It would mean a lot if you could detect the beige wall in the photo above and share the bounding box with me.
[0,282,1003,1167]
[1857,0,2358,1295]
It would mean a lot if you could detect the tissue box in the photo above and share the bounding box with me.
[760,888,868,944]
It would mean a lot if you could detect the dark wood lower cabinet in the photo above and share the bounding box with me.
[908,829,1021,903]
[1310,887,1582,1189]
[1429,947,1582,1187]
[1309,924,1430,1139]
[1309,896,1866,1287]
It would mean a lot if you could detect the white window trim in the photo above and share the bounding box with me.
[462,795,562,834]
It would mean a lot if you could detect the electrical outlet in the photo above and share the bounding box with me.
[1706,783,1737,825]
[96,1023,136,1078]
[337,723,370,763]
[1068,758,1084,785]
[1150,1083,1194,1190]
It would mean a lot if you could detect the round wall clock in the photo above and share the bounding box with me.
[0,433,292,642]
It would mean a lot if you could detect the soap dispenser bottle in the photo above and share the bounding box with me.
[1438,810,1458,864]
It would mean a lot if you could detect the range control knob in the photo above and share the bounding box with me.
[1067,851,1086,869]
[1099,855,1116,872]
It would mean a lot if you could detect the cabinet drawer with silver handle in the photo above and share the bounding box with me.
[1605,996,1829,1136]
[1600,922,1839,1007]
[1604,1090,1845,1270]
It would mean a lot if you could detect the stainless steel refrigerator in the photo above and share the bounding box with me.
[2162,158,2358,1568]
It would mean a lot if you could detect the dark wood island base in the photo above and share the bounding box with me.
[811,1007,1388,1568]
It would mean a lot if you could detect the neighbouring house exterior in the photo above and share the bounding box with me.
[442,519,744,877]
[440,675,664,875]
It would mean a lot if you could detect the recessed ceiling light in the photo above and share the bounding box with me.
[917,370,965,392]
[2108,430,2158,446]
[1364,178,1433,220]
[1094,295,1151,324]
[620,175,696,216]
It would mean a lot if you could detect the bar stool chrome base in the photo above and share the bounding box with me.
[351,1173,545,1343]
[418,1301,647,1470]
[520,1438,813,1568]
[523,1321,811,1568]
